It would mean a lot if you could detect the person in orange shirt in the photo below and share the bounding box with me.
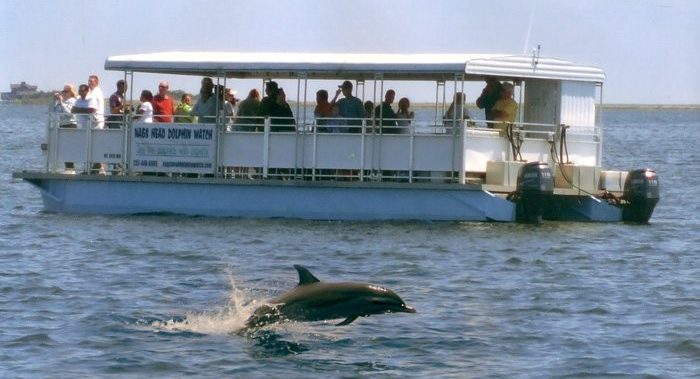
[152,80,175,122]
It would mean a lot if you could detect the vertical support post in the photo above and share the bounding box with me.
[455,74,466,184]
[123,71,133,175]
[215,72,224,177]
[263,117,270,178]
[596,82,604,167]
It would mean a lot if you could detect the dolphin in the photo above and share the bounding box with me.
[244,265,416,329]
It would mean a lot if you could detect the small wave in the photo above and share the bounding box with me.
[505,257,522,264]
[580,307,609,315]
[672,339,700,357]
[7,333,56,347]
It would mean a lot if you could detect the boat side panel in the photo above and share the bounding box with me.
[545,195,622,222]
[28,178,516,222]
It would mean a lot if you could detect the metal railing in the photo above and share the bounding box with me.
[44,111,602,182]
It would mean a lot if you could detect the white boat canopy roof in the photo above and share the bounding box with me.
[104,52,605,83]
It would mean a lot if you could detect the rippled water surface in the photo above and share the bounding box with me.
[2,104,699,378]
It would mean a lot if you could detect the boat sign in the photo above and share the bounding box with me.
[130,122,217,174]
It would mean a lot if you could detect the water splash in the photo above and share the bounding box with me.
[150,272,263,335]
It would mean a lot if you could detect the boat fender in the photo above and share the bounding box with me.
[622,168,659,223]
[514,161,554,223]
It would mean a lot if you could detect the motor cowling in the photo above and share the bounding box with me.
[622,168,659,223]
[515,161,554,223]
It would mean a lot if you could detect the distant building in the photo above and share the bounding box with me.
[1,81,40,101]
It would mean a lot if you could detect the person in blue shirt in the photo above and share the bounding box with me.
[335,80,364,133]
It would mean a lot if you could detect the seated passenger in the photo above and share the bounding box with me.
[235,89,261,131]
[396,97,415,131]
[491,82,517,135]
[443,92,470,130]
[374,89,398,133]
[175,93,196,123]
[134,90,154,123]
[363,100,374,119]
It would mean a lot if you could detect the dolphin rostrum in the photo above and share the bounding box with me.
[244,265,416,328]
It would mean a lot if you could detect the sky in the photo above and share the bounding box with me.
[1,0,698,104]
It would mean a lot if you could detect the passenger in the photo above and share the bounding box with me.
[259,81,295,131]
[106,79,127,128]
[259,80,279,121]
[223,88,237,128]
[476,76,503,124]
[191,77,217,123]
[491,82,517,135]
[328,103,342,133]
[174,93,196,123]
[51,84,78,128]
[87,74,105,128]
[71,84,98,129]
[152,80,175,123]
[273,88,295,132]
[443,92,470,130]
[235,88,261,131]
[314,89,333,132]
[374,89,397,133]
[53,84,78,171]
[134,90,154,123]
[336,80,364,133]
[363,100,374,119]
[396,97,415,130]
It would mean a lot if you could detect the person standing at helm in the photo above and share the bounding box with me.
[491,82,517,135]
[476,76,503,125]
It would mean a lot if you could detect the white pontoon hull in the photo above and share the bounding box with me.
[15,172,626,222]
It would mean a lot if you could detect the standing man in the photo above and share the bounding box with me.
[192,77,217,123]
[107,79,127,128]
[476,76,503,125]
[336,80,364,133]
[373,89,397,133]
[153,80,175,123]
[87,74,105,128]
[72,84,98,129]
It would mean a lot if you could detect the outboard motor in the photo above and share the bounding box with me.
[514,161,554,223]
[622,168,659,223]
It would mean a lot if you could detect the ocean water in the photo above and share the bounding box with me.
[2,103,700,378]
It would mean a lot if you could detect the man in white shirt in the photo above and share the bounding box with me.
[72,84,98,129]
[88,74,105,128]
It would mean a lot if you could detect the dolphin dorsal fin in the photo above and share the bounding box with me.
[294,265,321,285]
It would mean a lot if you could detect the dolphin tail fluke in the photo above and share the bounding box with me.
[336,315,359,326]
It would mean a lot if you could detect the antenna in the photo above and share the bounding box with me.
[523,5,535,54]
[531,44,541,67]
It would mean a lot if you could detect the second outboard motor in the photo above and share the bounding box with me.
[515,161,554,223]
[622,168,660,223]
